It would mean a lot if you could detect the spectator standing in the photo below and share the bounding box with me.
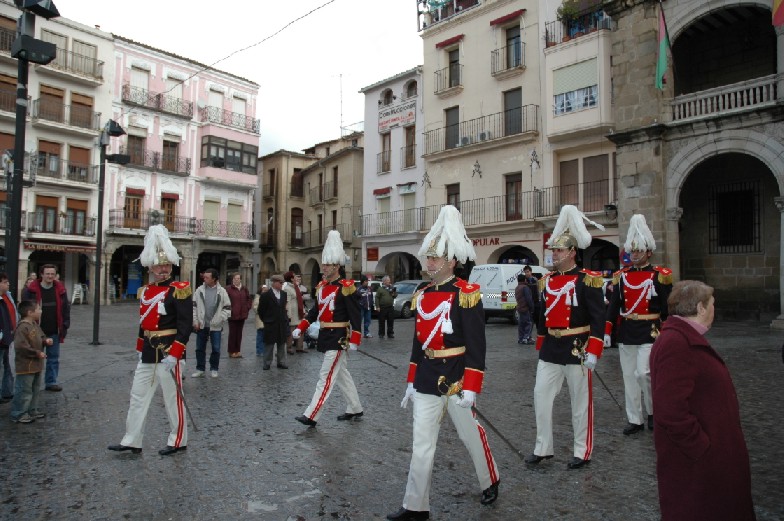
[523,265,540,325]
[514,273,534,345]
[21,272,37,301]
[192,268,231,378]
[25,264,69,392]
[257,274,288,370]
[10,301,51,423]
[283,271,305,354]
[357,276,374,338]
[226,273,252,358]
[0,273,18,403]
[376,275,396,339]
[251,284,267,357]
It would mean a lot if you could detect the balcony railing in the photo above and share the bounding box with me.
[31,99,101,130]
[0,27,13,54]
[198,219,254,240]
[424,105,539,155]
[434,64,463,94]
[0,89,16,112]
[309,185,324,206]
[323,181,338,201]
[377,150,391,173]
[44,47,104,81]
[401,144,416,169]
[544,11,615,47]
[199,106,260,134]
[259,230,275,249]
[491,42,526,75]
[26,212,96,237]
[109,210,253,239]
[360,180,612,236]
[120,147,191,175]
[670,74,778,122]
[121,84,193,118]
[422,0,480,28]
[262,183,275,199]
[32,156,98,184]
[294,224,351,249]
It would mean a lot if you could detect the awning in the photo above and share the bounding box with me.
[24,241,96,254]
[490,9,526,26]
[435,34,464,49]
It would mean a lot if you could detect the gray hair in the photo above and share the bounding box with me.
[382,275,391,284]
[668,280,714,317]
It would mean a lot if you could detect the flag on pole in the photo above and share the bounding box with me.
[774,0,784,27]
[655,2,670,90]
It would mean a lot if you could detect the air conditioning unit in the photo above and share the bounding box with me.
[477,131,492,142]
[460,136,471,146]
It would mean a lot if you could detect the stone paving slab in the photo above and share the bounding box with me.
[0,303,782,520]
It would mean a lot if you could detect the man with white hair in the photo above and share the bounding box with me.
[605,214,672,435]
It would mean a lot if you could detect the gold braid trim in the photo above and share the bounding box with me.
[341,284,357,296]
[538,276,547,293]
[583,273,604,289]
[459,287,481,308]
[612,272,621,285]
[173,285,192,299]
[658,272,673,285]
[411,288,426,311]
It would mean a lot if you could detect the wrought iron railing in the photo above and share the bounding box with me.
[401,144,416,169]
[434,64,463,94]
[309,185,324,206]
[323,181,338,201]
[31,156,98,184]
[109,210,196,234]
[423,0,480,27]
[44,47,104,81]
[26,212,96,236]
[198,219,254,240]
[199,106,260,134]
[121,84,193,118]
[671,74,778,122]
[377,150,391,173]
[491,42,526,75]
[119,147,190,174]
[31,99,101,130]
[544,11,615,46]
[424,105,539,155]
[262,183,275,198]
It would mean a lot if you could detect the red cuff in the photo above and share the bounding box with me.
[136,337,144,352]
[586,336,604,358]
[350,329,362,346]
[168,340,186,359]
[406,362,417,383]
[296,319,310,333]
[604,321,613,336]
[462,368,484,393]
[535,335,544,350]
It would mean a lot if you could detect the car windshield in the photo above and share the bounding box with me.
[395,283,419,294]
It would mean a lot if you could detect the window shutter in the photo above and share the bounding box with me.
[554,58,598,95]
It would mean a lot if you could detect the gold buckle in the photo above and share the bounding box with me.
[629,313,639,320]
[552,329,562,338]
[424,348,435,359]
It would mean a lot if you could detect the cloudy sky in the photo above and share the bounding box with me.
[51,0,424,155]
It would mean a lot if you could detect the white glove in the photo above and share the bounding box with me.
[292,328,301,339]
[161,355,177,373]
[603,334,612,347]
[138,352,143,362]
[348,343,358,351]
[584,353,598,371]
[400,383,416,408]
[457,390,476,408]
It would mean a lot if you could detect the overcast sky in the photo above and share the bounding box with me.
[51,0,424,155]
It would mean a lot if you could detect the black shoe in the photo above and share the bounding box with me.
[567,457,590,469]
[388,335,395,339]
[647,415,654,431]
[277,364,288,369]
[386,507,430,520]
[480,480,499,505]
[524,453,553,465]
[45,385,62,392]
[623,422,645,435]
[158,445,187,456]
[295,415,317,427]
[108,444,142,454]
[0,395,12,404]
[337,411,364,421]
[379,335,385,338]
[263,364,270,370]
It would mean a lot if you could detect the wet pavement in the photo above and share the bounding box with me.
[0,302,782,520]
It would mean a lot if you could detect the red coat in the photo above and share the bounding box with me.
[650,316,755,521]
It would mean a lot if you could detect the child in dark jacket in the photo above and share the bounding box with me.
[10,301,52,424]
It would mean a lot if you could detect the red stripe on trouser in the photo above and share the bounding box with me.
[309,351,342,420]
[583,370,594,461]
[475,419,499,484]
[174,363,184,447]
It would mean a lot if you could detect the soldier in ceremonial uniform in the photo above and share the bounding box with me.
[605,214,672,435]
[292,230,363,427]
[108,225,192,456]
[525,205,605,470]
[387,205,499,521]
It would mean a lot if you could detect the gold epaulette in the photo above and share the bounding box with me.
[455,279,481,308]
[538,274,550,294]
[411,284,430,311]
[340,279,356,296]
[612,268,625,285]
[580,269,604,289]
[316,280,327,290]
[654,266,673,285]
[171,281,192,299]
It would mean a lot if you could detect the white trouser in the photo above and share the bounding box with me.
[303,350,362,422]
[619,343,653,424]
[402,392,499,512]
[532,360,594,460]
[120,360,187,449]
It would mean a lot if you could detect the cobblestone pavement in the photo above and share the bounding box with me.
[0,302,782,520]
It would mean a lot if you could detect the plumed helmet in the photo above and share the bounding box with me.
[624,213,656,252]
[322,229,346,265]
[137,224,180,267]
[547,205,605,250]
[417,205,476,263]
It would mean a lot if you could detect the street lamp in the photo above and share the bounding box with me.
[90,120,129,345]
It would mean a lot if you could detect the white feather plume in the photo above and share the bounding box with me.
[546,205,604,249]
[624,213,656,252]
[417,205,476,263]
[322,229,346,265]
[137,224,180,266]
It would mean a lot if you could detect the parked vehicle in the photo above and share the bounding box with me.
[469,264,548,324]
[392,279,428,319]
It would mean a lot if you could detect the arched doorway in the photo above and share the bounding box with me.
[375,252,422,281]
[494,245,539,266]
[584,239,619,275]
[110,246,143,300]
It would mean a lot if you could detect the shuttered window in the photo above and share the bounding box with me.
[130,67,149,90]
[232,97,246,116]
[553,58,597,95]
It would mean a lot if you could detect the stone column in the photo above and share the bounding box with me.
[665,206,683,282]
[771,197,784,330]
[777,26,784,99]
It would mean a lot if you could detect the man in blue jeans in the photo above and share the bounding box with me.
[192,268,231,378]
[25,264,69,392]
[357,276,374,338]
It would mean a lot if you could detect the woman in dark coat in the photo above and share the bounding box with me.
[650,280,755,521]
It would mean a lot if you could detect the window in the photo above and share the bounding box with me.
[317,214,323,244]
[559,159,579,207]
[0,73,14,112]
[34,195,58,233]
[331,210,337,230]
[130,67,149,91]
[70,93,94,129]
[406,81,418,98]
[162,140,179,171]
[446,183,460,209]
[161,197,176,231]
[64,198,87,235]
[68,146,90,181]
[506,26,522,69]
[232,96,246,116]
[72,40,98,77]
[291,208,303,246]
[291,168,304,197]
[404,126,416,168]
[208,89,224,109]
[127,135,146,166]
[445,106,459,150]
[39,85,64,123]
[380,133,391,173]
[37,140,61,178]
[329,165,339,199]
[505,174,522,220]
[504,88,522,136]
[165,77,183,99]
[266,168,276,198]
[709,181,761,253]
[200,136,256,173]
[382,89,394,106]
[553,59,598,115]
[124,195,142,228]
[448,49,461,88]
[583,154,609,212]
[40,29,66,69]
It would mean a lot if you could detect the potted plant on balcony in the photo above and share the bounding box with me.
[557,0,580,41]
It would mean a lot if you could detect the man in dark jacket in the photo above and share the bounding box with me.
[376,275,397,338]
[25,264,70,392]
[258,274,289,370]
[357,276,374,338]
[515,273,534,344]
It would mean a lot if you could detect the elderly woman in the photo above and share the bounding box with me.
[650,280,755,521]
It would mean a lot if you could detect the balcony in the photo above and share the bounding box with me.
[31,99,101,133]
[108,210,253,239]
[38,47,104,85]
[27,212,96,237]
[32,156,98,184]
[360,179,613,236]
[323,181,338,201]
[377,150,391,174]
[424,105,539,155]
[309,185,324,206]
[434,64,463,97]
[401,144,416,169]
[262,183,275,199]
[491,42,526,78]
[259,230,275,250]
[121,84,193,119]
[199,106,260,134]
[120,147,191,175]
[198,219,254,240]
[670,74,778,123]
[294,224,352,249]
[544,11,614,48]
[420,0,480,29]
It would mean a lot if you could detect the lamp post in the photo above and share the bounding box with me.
[90,120,129,345]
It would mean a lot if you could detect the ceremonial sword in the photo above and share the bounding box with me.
[592,368,623,411]
[169,369,199,432]
[471,405,525,461]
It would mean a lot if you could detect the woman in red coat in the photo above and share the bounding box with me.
[650,280,755,521]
